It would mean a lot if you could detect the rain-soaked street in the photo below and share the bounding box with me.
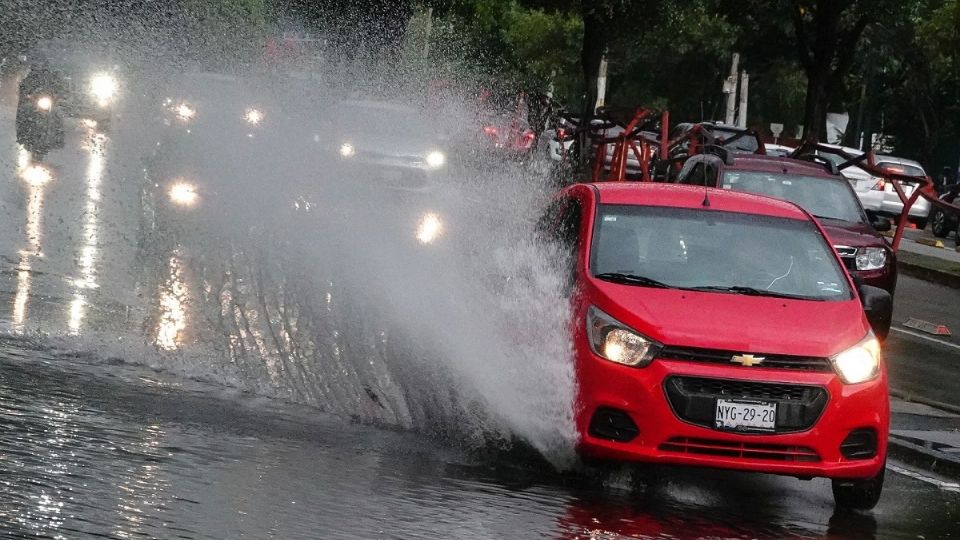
[3,5,960,532]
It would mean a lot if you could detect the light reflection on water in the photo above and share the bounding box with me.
[68,131,106,335]
[155,252,188,350]
[12,146,49,332]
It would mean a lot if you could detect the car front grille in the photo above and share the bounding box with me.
[659,346,833,372]
[659,437,820,462]
[663,376,829,434]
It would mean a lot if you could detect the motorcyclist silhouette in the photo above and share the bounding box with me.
[16,62,66,158]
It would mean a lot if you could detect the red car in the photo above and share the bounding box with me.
[674,153,896,337]
[542,183,891,509]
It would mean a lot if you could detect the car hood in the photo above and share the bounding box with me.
[588,282,868,358]
[336,129,443,158]
[819,220,886,249]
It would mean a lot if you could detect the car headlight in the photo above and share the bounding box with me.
[175,103,196,122]
[168,182,199,207]
[36,95,53,111]
[586,306,661,367]
[244,108,263,125]
[415,212,443,244]
[830,332,881,384]
[855,247,887,271]
[90,73,117,105]
[426,150,446,168]
[339,143,356,158]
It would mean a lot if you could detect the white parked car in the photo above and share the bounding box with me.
[814,145,884,215]
[874,156,931,228]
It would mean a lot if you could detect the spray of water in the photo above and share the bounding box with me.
[2,7,580,467]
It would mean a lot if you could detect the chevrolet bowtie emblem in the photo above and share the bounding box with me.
[731,354,765,367]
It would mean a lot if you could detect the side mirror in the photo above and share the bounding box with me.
[858,284,892,341]
[869,214,892,232]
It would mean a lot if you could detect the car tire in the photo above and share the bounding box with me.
[832,460,885,510]
[910,217,928,230]
[931,209,949,237]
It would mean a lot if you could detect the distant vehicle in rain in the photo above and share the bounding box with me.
[323,99,449,193]
[19,39,122,131]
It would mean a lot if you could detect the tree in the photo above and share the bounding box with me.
[791,1,874,143]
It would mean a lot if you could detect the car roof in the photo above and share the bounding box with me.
[726,154,839,179]
[875,155,924,169]
[585,182,810,221]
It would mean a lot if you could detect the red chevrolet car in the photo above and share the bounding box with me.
[542,183,891,510]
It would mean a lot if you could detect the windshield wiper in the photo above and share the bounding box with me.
[594,272,674,289]
[684,285,815,300]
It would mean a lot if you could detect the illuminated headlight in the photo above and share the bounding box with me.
[89,73,117,105]
[168,182,199,207]
[415,212,443,244]
[36,96,53,111]
[175,103,196,122]
[855,247,887,271]
[587,306,661,367]
[831,332,881,384]
[339,143,356,158]
[244,108,263,125]
[426,150,446,168]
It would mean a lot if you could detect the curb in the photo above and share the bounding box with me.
[890,388,960,415]
[887,435,960,479]
[889,389,960,479]
[897,259,960,289]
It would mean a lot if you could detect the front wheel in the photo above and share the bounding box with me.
[832,461,885,510]
[931,209,950,237]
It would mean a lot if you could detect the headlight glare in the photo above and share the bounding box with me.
[587,306,661,367]
[169,181,199,207]
[831,332,881,384]
[89,73,117,105]
[426,150,446,168]
[36,96,53,111]
[855,247,887,271]
[339,143,355,158]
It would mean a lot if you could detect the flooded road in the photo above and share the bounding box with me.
[1,79,959,539]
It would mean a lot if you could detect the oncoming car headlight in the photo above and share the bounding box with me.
[36,96,53,111]
[830,332,881,384]
[168,182,199,207]
[587,306,662,367]
[426,150,446,169]
[415,212,443,244]
[339,143,356,158]
[89,73,117,106]
[855,247,887,271]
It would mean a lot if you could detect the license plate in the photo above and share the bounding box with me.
[715,399,777,431]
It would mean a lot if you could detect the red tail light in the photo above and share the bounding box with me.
[483,126,497,135]
[871,178,886,191]
[524,131,536,140]
[557,128,567,139]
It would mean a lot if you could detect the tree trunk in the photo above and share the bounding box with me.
[578,4,606,165]
[801,66,831,144]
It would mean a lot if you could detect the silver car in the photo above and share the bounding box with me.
[874,156,931,228]
[816,145,884,215]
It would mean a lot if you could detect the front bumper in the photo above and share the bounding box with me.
[576,354,888,480]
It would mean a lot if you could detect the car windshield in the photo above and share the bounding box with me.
[721,171,865,223]
[335,104,428,135]
[590,205,851,301]
[877,161,925,177]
